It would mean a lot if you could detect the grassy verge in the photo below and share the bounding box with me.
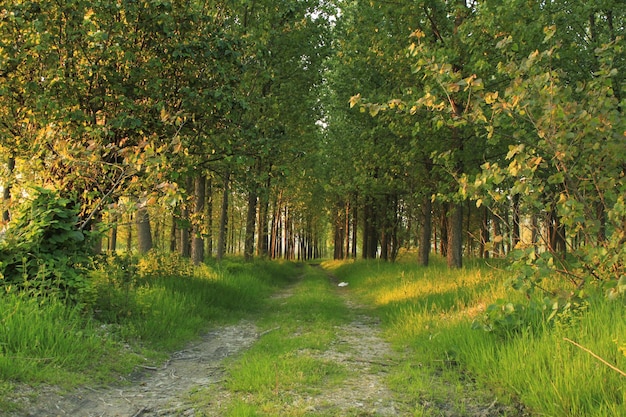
[191,265,352,416]
[0,253,298,412]
[324,253,626,417]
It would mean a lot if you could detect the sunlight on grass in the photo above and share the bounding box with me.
[324,254,626,417]
[324,255,513,340]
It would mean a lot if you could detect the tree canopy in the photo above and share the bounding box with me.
[1,0,624,300]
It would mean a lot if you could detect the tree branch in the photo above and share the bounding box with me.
[563,338,626,378]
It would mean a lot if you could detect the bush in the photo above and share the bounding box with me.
[0,187,95,303]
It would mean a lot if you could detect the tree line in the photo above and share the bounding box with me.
[1,0,624,298]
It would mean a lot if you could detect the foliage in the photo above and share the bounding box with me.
[0,187,95,303]
[467,33,626,317]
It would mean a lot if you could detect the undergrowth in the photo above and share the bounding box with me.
[324,253,626,417]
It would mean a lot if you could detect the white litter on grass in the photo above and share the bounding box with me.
[338,282,349,287]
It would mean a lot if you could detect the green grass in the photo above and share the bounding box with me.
[3,251,623,416]
[0,293,135,386]
[324,253,626,417]
[193,265,352,416]
[0,253,299,412]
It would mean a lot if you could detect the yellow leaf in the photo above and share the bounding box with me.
[496,35,513,49]
[543,25,557,42]
[160,108,169,122]
[388,99,403,109]
[485,91,499,104]
[349,94,361,108]
[486,125,494,139]
[506,144,524,159]
[448,83,460,93]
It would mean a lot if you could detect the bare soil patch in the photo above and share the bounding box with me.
[298,302,404,415]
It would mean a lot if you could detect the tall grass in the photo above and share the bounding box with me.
[0,253,299,411]
[325,254,626,417]
[0,294,131,386]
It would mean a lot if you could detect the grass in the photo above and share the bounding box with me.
[2,251,623,416]
[0,252,299,412]
[324,252,626,417]
[192,265,353,416]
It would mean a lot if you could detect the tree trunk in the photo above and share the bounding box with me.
[480,206,490,258]
[362,199,370,259]
[547,208,567,255]
[191,174,206,265]
[333,200,345,259]
[217,173,230,262]
[126,212,133,253]
[351,194,358,258]
[180,176,193,258]
[492,212,502,256]
[418,195,432,266]
[244,188,257,261]
[136,205,153,254]
[512,193,521,250]
[109,223,117,253]
[169,215,177,252]
[596,201,606,244]
[380,202,389,262]
[439,204,448,257]
[465,199,472,257]
[531,213,539,255]
[285,206,294,260]
[205,178,213,257]
[257,175,271,257]
[390,195,400,261]
[2,157,15,222]
[108,212,118,253]
[270,193,281,259]
[345,199,350,258]
[363,197,378,259]
[447,202,463,269]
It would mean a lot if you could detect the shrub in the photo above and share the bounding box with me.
[0,187,95,303]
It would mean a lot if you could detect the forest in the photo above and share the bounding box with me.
[0,0,625,416]
[1,0,625,275]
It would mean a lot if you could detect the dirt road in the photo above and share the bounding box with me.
[8,274,524,416]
